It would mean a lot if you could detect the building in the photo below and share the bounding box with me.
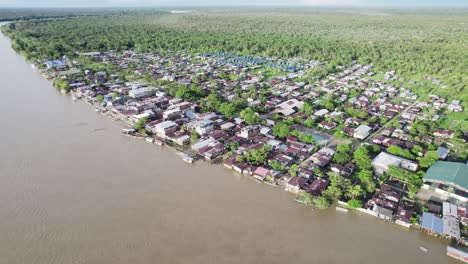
[45,60,66,70]
[353,125,372,140]
[153,121,178,137]
[239,125,260,139]
[421,212,443,235]
[422,161,468,202]
[371,152,419,175]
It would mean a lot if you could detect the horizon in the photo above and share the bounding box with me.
[1,0,468,8]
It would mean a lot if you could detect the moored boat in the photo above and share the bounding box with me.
[183,155,194,164]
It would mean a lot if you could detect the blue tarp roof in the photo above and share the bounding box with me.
[421,212,443,234]
[45,60,66,68]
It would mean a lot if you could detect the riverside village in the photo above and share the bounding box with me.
[35,50,467,262]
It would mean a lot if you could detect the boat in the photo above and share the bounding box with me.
[72,96,78,101]
[154,139,164,146]
[121,128,136,134]
[145,137,155,143]
[183,155,194,164]
[336,207,349,212]
[419,246,428,252]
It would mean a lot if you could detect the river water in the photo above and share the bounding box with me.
[0,22,458,264]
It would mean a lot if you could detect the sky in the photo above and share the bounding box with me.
[1,0,467,8]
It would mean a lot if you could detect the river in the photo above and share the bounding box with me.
[0,22,458,264]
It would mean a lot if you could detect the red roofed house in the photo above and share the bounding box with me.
[253,166,270,181]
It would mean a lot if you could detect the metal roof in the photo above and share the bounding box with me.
[423,161,468,192]
[421,212,443,234]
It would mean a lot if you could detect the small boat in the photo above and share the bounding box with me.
[145,137,155,143]
[154,139,164,146]
[336,207,349,212]
[72,96,78,101]
[183,155,194,164]
[122,128,136,134]
[419,246,428,252]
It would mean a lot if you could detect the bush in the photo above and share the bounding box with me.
[347,199,363,209]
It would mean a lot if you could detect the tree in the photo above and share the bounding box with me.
[312,196,331,209]
[240,108,262,125]
[300,102,314,116]
[133,117,148,134]
[333,143,351,164]
[290,130,316,144]
[288,164,299,177]
[269,160,285,171]
[95,94,104,102]
[304,118,315,128]
[243,145,272,165]
[190,132,200,144]
[323,185,342,201]
[346,185,364,199]
[387,146,403,156]
[54,78,70,92]
[273,122,290,139]
[356,169,376,193]
[418,150,439,168]
[353,146,372,170]
[348,199,363,209]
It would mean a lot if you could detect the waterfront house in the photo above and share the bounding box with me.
[253,166,270,181]
[286,177,307,194]
[154,121,178,137]
[306,178,329,196]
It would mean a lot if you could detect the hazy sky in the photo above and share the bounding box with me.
[1,0,467,8]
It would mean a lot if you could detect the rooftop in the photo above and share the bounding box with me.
[423,161,468,192]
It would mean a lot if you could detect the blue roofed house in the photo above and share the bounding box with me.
[422,161,468,203]
[44,60,67,70]
[421,212,443,236]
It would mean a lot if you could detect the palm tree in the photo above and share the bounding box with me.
[346,185,364,199]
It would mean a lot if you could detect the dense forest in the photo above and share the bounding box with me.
[1,8,467,106]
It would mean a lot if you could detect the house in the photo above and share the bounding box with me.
[239,125,260,139]
[153,121,178,137]
[378,184,401,203]
[188,120,214,136]
[128,87,154,98]
[436,147,449,160]
[310,148,335,167]
[371,152,419,175]
[353,125,372,140]
[422,161,468,202]
[163,109,183,120]
[306,178,329,196]
[372,204,394,221]
[276,99,304,116]
[434,129,454,139]
[285,177,308,194]
[45,60,66,70]
[421,212,443,236]
[318,121,337,130]
[253,166,270,181]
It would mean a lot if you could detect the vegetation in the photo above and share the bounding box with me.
[297,193,331,209]
[2,9,467,107]
[133,117,148,134]
[242,144,272,165]
[272,122,290,139]
[347,199,363,209]
[332,143,351,164]
[54,78,70,92]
